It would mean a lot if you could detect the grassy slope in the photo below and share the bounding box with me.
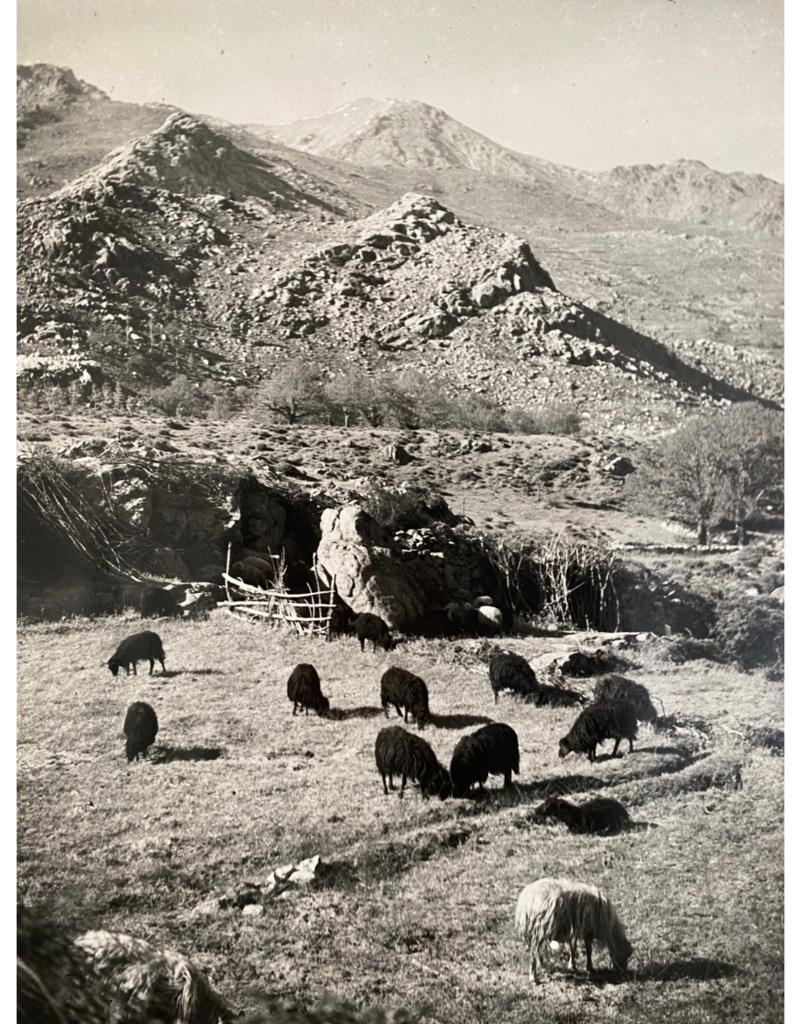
[17,613,783,1022]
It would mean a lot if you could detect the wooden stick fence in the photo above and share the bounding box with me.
[221,543,337,638]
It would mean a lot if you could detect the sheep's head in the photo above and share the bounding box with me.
[317,696,331,717]
[558,737,571,758]
[611,934,633,974]
[534,797,562,820]
[424,766,452,801]
[107,658,121,677]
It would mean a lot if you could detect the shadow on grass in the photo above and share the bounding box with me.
[633,745,694,758]
[150,746,224,763]
[429,712,494,729]
[633,959,740,982]
[457,775,606,807]
[327,706,384,721]
[159,669,225,679]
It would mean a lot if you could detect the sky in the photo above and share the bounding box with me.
[16,0,784,179]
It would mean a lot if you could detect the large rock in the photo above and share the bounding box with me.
[316,504,428,630]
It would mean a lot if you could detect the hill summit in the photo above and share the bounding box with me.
[17,63,108,111]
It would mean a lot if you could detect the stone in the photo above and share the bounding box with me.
[605,456,635,477]
[382,443,413,466]
[242,904,264,917]
[316,504,428,630]
[476,605,504,632]
[191,895,223,918]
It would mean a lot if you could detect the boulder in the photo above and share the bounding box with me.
[476,605,503,633]
[605,456,635,477]
[382,443,413,466]
[316,504,428,630]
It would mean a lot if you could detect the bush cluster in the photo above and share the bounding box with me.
[712,594,784,674]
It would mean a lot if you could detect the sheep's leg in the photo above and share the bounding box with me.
[529,944,542,984]
[569,939,578,972]
[612,737,621,757]
[148,659,155,675]
[381,773,389,795]
[387,773,396,790]
[503,769,512,788]
[403,707,409,722]
[292,703,297,716]
[629,737,634,753]
[588,747,594,763]
[359,639,365,652]
[585,939,594,973]
[494,691,499,704]
[132,663,137,676]
[158,658,165,673]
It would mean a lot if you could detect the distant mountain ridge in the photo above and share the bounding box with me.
[257,96,783,235]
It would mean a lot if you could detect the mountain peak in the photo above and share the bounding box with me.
[58,112,327,207]
[17,63,108,110]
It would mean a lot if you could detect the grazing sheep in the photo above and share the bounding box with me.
[18,904,115,1024]
[286,663,330,716]
[380,667,430,728]
[558,701,638,763]
[139,586,181,618]
[450,722,519,796]
[528,681,586,708]
[374,726,451,799]
[515,877,633,984]
[229,561,268,589]
[534,796,632,834]
[489,652,584,706]
[488,652,539,702]
[593,674,658,723]
[328,604,353,640]
[124,702,159,762]
[107,631,166,677]
[354,612,395,652]
[74,929,232,1024]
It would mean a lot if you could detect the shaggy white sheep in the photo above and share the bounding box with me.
[514,877,633,984]
[74,930,231,1024]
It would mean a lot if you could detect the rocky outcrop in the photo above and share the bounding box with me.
[316,504,427,630]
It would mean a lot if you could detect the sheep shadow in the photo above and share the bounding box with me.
[633,744,693,758]
[158,669,225,679]
[428,712,494,729]
[458,775,606,808]
[150,746,224,763]
[327,706,384,721]
[633,959,739,983]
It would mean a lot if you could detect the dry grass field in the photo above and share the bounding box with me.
[17,611,783,1023]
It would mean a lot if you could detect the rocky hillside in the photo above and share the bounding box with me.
[18,65,784,354]
[584,159,785,236]
[258,97,783,235]
[16,66,783,435]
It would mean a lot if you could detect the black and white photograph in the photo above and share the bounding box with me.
[15,2,786,1021]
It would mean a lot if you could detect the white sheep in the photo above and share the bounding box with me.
[74,930,231,1024]
[514,877,633,984]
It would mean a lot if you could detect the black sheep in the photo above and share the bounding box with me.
[534,796,632,834]
[527,681,586,708]
[124,702,158,762]
[354,612,395,652]
[593,674,658,723]
[107,632,166,677]
[450,722,520,796]
[328,604,353,641]
[558,701,638,762]
[380,667,430,728]
[488,652,539,703]
[139,586,181,619]
[229,561,269,589]
[489,652,584,707]
[374,726,451,799]
[287,663,330,716]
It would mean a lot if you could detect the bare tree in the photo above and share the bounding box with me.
[257,358,325,424]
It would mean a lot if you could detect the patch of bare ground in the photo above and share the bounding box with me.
[17,611,782,1022]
